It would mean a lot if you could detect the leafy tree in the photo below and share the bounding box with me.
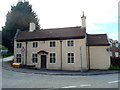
[2,1,40,53]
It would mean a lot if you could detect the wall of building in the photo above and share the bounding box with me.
[62,38,87,71]
[89,46,110,69]
[14,38,88,71]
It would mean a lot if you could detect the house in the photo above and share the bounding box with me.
[109,39,120,57]
[14,13,110,71]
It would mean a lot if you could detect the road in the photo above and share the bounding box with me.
[2,69,119,88]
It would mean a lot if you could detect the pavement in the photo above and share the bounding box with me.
[1,56,120,76]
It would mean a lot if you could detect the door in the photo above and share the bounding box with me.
[41,55,46,68]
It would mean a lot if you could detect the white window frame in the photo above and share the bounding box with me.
[16,54,21,63]
[50,53,56,63]
[67,40,74,46]
[50,41,56,47]
[68,53,74,63]
[17,43,22,48]
[32,53,38,63]
[33,42,38,48]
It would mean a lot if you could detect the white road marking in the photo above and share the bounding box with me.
[108,80,120,84]
[80,84,91,87]
[61,86,77,88]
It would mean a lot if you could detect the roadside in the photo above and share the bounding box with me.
[2,56,120,76]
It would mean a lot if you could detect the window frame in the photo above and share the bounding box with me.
[17,43,22,48]
[50,53,56,63]
[33,42,38,48]
[50,41,56,47]
[32,53,38,63]
[68,53,74,63]
[67,40,74,46]
[16,54,21,63]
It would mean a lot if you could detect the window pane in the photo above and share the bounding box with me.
[71,41,74,46]
[53,42,55,47]
[50,42,52,47]
[71,53,74,56]
[68,53,70,56]
[68,41,70,46]
[50,58,52,63]
[68,58,70,63]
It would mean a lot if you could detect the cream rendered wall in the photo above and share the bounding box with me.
[14,38,88,71]
[62,39,88,71]
[89,46,110,69]
[14,40,26,64]
[27,40,61,69]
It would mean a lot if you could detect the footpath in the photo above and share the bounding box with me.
[2,56,120,76]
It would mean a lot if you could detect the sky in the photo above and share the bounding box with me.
[0,0,119,40]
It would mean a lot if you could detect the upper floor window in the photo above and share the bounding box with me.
[33,42,38,48]
[16,54,21,63]
[32,53,38,63]
[110,52,112,56]
[50,41,55,47]
[67,40,74,46]
[68,53,74,63]
[116,43,118,47]
[17,43,22,48]
[115,52,119,57]
[50,53,56,63]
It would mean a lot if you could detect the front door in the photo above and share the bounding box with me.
[41,55,46,69]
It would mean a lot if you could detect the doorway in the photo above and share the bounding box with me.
[41,55,46,69]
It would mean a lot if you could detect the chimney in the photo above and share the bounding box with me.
[29,22,36,32]
[81,11,86,28]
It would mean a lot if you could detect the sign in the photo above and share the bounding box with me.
[1,50,8,54]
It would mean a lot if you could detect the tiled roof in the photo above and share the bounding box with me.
[16,26,86,41]
[87,34,110,46]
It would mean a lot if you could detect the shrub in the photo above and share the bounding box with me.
[109,65,120,70]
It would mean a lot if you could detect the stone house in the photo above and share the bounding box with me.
[14,13,110,71]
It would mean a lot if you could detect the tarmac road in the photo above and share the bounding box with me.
[2,69,119,89]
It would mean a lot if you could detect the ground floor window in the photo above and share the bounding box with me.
[16,54,21,63]
[50,53,56,63]
[68,53,74,63]
[32,53,38,63]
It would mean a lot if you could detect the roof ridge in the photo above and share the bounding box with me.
[41,26,81,30]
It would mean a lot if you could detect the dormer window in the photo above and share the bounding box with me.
[50,41,55,47]
[17,43,22,48]
[33,42,38,48]
[67,40,74,46]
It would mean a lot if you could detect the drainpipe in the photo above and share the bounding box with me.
[88,46,90,70]
[60,40,62,70]
[25,41,28,65]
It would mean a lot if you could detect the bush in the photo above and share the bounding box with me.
[109,65,120,70]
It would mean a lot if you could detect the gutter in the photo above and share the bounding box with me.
[88,46,90,70]
[25,41,28,65]
[60,40,62,70]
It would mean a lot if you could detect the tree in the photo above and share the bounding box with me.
[2,1,40,53]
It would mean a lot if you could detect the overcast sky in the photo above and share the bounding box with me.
[0,0,119,40]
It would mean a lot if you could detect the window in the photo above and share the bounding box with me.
[33,42,38,48]
[67,40,74,46]
[115,52,119,57]
[50,41,55,47]
[110,52,112,56]
[116,43,118,47]
[32,54,38,63]
[50,53,56,63]
[16,54,21,63]
[17,43,22,48]
[68,53,74,63]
